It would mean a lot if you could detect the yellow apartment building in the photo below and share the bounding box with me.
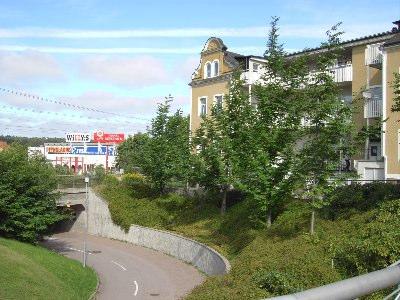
[189,21,400,181]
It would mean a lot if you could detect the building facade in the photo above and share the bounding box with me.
[189,21,400,181]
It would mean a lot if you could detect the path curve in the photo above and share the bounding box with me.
[42,231,204,300]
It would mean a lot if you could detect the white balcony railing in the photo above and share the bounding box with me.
[364,86,383,118]
[240,70,263,85]
[365,44,383,66]
[330,64,352,83]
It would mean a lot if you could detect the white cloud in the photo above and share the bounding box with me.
[78,55,170,88]
[0,51,64,84]
[0,27,267,39]
[0,22,391,40]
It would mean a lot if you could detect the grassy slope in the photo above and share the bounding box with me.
[0,237,98,300]
[97,179,394,299]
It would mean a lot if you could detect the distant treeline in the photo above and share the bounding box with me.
[0,135,64,147]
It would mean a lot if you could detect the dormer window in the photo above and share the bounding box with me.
[213,60,219,77]
[205,62,212,78]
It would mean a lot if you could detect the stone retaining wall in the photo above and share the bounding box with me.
[87,189,231,276]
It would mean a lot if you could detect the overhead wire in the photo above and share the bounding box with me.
[0,87,152,122]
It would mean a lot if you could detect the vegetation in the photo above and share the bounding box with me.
[0,135,64,147]
[0,144,65,243]
[98,178,400,299]
[0,237,97,300]
[117,100,190,194]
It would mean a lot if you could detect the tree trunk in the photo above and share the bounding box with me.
[267,209,272,227]
[310,210,315,235]
[220,189,227,215]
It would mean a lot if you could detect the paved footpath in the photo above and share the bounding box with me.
[42,231,205,300]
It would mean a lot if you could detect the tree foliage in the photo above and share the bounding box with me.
[141,100,190,194]
[117,133,150,173]
[192,18,355,229]
[0,144,64,243]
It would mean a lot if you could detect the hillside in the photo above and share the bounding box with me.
[0,237,98,300]
[98,176,400,299]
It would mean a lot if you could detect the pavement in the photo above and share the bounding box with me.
[42,231,205,300]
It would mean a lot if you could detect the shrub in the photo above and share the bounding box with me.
[254,270,300,295]
[324,183,400,219]
[93,165,106,183]
[122,172,152,198]
[0,145,66,243]
[332,199,400,276]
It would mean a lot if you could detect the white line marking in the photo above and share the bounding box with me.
[111,260,127,271]
[133,280,139,296]
[46,237,58,240]
[66,247,93,255]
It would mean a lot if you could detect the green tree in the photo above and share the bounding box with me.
[296,24,355,234]
[141,100,190,194]
[0,144,64,243]
[192,69,254,214]
[241,17,311,226]
[117,133,150,173]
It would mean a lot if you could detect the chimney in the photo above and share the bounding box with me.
[392,20,400,32]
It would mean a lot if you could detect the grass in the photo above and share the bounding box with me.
[97,177,399,299]
[0,237,98,300]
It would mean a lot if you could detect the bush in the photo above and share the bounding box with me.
[254,270,300,295]
[332,199,400,276]
[93,165,106,183]
[0,145,65,243]
[122,172,152,198]
[324,183,400,219]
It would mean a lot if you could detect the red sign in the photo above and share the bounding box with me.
[46,146,71,154]
[93,131,125,144]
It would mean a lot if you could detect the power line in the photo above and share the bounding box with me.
[0,104,148,125]
[0,87,151,122]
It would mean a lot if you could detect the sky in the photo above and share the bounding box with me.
[0,0,399,137]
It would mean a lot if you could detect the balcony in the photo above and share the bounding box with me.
[365,44,383,67]
[329,63,352,83]
[363,86,383,118]
[240,70,263,85]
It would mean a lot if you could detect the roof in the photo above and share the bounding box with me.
[286,29,398,57]
[383,32,400,47]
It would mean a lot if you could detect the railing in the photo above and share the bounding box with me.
[364,97,382,118]
[241,70,263,85]
[365,44,383,66]
[268,260,400,300]
[330,63,352,83]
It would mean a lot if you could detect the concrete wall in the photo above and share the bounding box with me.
[85,189,231,276]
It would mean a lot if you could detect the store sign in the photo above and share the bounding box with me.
[93,131,124,144]
[71,146,115,156]
[65,133,91,143]
[46,146,71,154]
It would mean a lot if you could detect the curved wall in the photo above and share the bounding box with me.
[87,189,231,276]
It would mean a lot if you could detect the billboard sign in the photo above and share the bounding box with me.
[46,146,72,154]
[93,131,124,144]
[65,133,91,143]
[71,145,115,156]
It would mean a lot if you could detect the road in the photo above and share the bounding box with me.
[42,231,205,300]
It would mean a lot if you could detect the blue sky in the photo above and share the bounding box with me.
[0,0,399,136]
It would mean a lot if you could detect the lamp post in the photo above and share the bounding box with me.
[83,176,89,267]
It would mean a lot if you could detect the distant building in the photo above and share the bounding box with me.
[0,141,8,152]
[28,131,124,174]
[189,20,400,181]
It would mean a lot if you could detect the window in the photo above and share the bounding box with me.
[199,97,207,116]
[214,95,223,111]
[253,63,259,72]
[205,62,211,78]
[213,60,219,77]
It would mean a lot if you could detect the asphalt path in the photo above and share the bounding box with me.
[42,232,204,300]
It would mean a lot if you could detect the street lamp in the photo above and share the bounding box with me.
[83,176,89,267]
